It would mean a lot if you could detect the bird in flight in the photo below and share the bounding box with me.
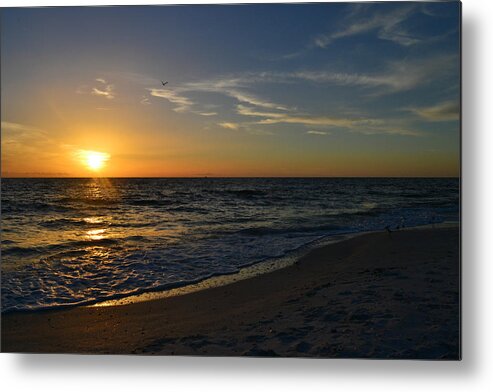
[161,80,168,86]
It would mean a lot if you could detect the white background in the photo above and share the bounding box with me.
[0,0,491,391]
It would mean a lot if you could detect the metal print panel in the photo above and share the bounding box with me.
[0,1,461,359]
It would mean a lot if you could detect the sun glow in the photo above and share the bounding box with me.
[76,150,111,171]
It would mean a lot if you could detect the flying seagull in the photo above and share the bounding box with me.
[161,80,168,86]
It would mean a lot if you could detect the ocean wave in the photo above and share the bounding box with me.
[69,238,121,247]
[56,196,118,206]
[39,217,106,229]
[2,201,76,213]
[205,188,269,199]
[129,198,184,207]
[2,237,121,257]
[1,177,459,313]
[1,246,45,257]
[229,224,344,236]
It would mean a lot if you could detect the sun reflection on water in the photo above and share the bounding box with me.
[86,228,106,240]
[83,216,106,225]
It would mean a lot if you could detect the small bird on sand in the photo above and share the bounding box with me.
[385,225,392,235]
[161,80,168,86]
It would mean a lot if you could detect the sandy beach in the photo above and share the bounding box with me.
[1,227,460,359]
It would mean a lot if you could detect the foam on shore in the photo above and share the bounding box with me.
[92,221,458,308]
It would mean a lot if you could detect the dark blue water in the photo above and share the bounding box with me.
[1,177,459,312]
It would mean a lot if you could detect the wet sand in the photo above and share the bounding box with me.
[1,227,460,359]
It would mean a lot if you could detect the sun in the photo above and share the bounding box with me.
[86,152,106,170]
[76,150,111,171]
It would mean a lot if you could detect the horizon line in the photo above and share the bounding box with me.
[1,175,461,179]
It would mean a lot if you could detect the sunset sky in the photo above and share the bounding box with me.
[1,2,460,177]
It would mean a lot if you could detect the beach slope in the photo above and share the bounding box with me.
[2,227,460,359]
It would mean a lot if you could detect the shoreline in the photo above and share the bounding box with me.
[1,230,361,315]
[2,221,459,314]
[92,221,459,309]
[1,226,460,358]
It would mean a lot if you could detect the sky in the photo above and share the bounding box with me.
[1,2,460,177]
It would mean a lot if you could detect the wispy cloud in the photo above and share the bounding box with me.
[407,100,460,121]
[147,75,292,114]
[218,122,240,130]
[91,78,115,100]
[1,121,59,165]
[92,87,114,99]
[2,123,87,162]
[148,88,194,112]
[275,4,442,60]
[217,121,273,136]
[182,77,291,110]
[1,121,46,135]
[307,130,330,136]
[312,4,420,49]
[136,53,452,137]
[140,96,151,105]
[226,89,290,110]
[236,105,421,136]
[236,105,291,121]
[144,65,432,137]
[262,54,457,94]
[171,55,455,108]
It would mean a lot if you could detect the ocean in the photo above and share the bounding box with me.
[1,177,459,312]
